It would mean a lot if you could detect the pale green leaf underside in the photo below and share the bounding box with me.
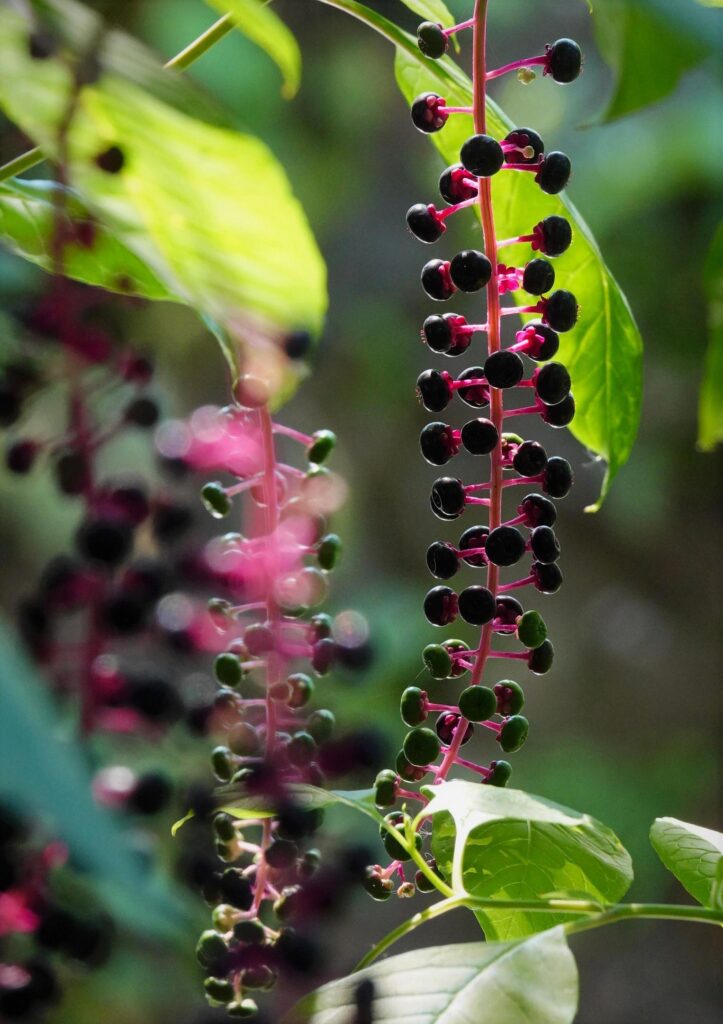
[285,927,578,1024]
[0,5,326,345]
[425,782,633,940]
[650,817,723,909]
[698,221,723,450]
[206,0,302,98]
[220,783,381,820]
[394,47,643,509]
[399,0,459,51]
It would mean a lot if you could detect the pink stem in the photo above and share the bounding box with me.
[498,573,536,592]
[486,54,547,81]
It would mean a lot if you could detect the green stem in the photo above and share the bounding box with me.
[0,14,236,180]
[0,146,44,183]
[355,896,723,970]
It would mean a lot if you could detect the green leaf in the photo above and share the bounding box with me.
[206,0,302,98]
[650,817,723,909]
[698,221,723,451]
[0,178,175,299]
[220,783,381,821]
[0,3,326,360]
[399,0,456,27]
[286,927,578,1024]
[423,782,633,940]
[0,622,193,941]
[592,0,705,123]
[393,46,643,509]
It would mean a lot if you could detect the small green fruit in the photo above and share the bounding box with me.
[402,727,440,767]
[516,609,548,649]
[498,715,529,753]
[458,685,496,722]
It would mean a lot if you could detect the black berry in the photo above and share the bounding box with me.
[525,321,559,361]
[422,313,464,353]
[536,152,571,195]
[421,259,455,300]
[436,712,473,746]
[439,164,477,204]
[542,393,576,427]
[531,561,563,594]
[513,440,547,477]
[460,134,504,177]
[537,216,572,257]
[530,526,560,563]
[416,369,452,412]
[543,290,578,332]
[461,417,498,455]
[420,421,458,465]
[546,39,582,84]
[543,456,573,498]
[458,585,495,625]
[449,250,492,292]
[407,204,444,243]
[504,128,544,163]
[431,476,465,517]
[484,351,524,389]
[456,367,490,407]
[417,22,448,59]
[423,585,459,626]
[522,259,555,295]
[426,541,460,579]
[75,517,133,567]
[535,362,571,405]
[485,526,526,566]
[411,92,448,133]
[458,525,489,567]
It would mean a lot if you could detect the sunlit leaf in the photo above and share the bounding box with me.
[650,817,723,908]
[423,782,633,940]
[698,221,723,451]
[286,927,578,1024]
[206,0,302,98]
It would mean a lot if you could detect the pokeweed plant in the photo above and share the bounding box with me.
[0,1,719,1023]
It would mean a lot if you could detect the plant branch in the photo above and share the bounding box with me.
[0,146,44,183]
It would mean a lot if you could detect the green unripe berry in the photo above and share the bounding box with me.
[363,866,393,901]
[196,929,228,969]
[395,749,430,783]
[400,686,428,727]
[444,639,470,677]
[422,643,453,679]
[233,919,266,943]
[214,652,244,688]
[317,533,342,571]
[211,745,234,782]
[528,638,554,674]
[307,708,335,743]
[373,769,399,808]
[286,731,317,767]
[403,727,441,767]
[516,610,548,649]
[502,431,524,446]
[229,722,261,757]
[201,482,230,518]
[227,999,259,1019]
[287,672,314,708]
[494,680,525,716]
[498,715,529,753]
[204,977,235,1004]
[212,903,237,932]
[307,429,336,464]
[458,685,496,722]
[486,759,512,787]
[380,813,421,861]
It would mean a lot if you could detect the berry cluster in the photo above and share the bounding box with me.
[193,378,372,1018]
[365,12,582,901]
[0,804,110,1019]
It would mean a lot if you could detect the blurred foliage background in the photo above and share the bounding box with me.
[0,0,720,1021]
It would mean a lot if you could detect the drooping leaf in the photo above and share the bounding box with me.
[285,927,578,1024]
[592,0,705,123]
[393,47,643,509]
[0,3,327,363]
[398,0,456,28]
[423,782,633,940]
[698,221,723,450]
[0,178,175,299]
[206,0,302,98]
[650,817,723,908]
[0,623,193,940]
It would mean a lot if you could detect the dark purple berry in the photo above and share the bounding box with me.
[456,367,490,407]
[484,351,524,389]
[513,440,547,477]
[458,525,489,567]
[124,396,159,428]
[426,541,459,579]
[543,457,573,498]
[536,152,571,195]
[537,216,572,257]
[129,772,173,814]
[542,393,576,427]
[421,259,455,300]
[531,561,563,594]
[495,595,523,624]
[436,712,473,746]
[417,21,448,59]
[431,476,465,517]
[485,526,526,567]
[75,517,133,567]
[420,421,458,465]
[423,586,459,626]
[458,585,495,625]
[518,493,557,528]
[439,164,477,204]
[407,204,445,243]
[461,417,498,455]
[525,321,559,361]
[449,250,492,292]
[504,127,544,163]
[416,369,452,412]
[411,92,448,133]
[535,362,571,405]
[530,526,560,563]
[546,39,582,84]
[284,330,312,359]
[422,313,464,353]
[543,290,578,332]
[522,259,555,295]
[460,134,504,177]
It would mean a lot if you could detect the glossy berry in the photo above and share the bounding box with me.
[516,610,548,649]
[423,585,459,626]
[407,203,444,243]
[439,164,478,204]
[535,362,571,405]
[422,643,453,679]
[543,290,578,332]
[513,440,547,477]
[317,533,342,570]
[449,250,492,292]
[431,477,465,517]
[417,21,448,59]
[456,367,490,408]
[531,561,564,595]
[518,493,557,528]
[308,429,336,464]
[400,686,428,727]
[363,866,393,901]
[542,393,576,427]
[421,259,455,300]
[373,769,399,808]
[403,728,441,767]
[442,639,470,676]
[460,134,504,177]
[381,812,422,861]
[411,92,448,133]
[528,639,554,674]
[422,313,463,353]
[420,422,458,465]
[543,457,573,498]
[522,258,555,295]
[537,216,572,257]
[546,39,582,84]
[75,518,132,567]
[486,759,512,787]
[494,595,524,624]
[458,525,489,567]
[396,749,429,783]
[525,322,559,361]
[484,351,524,389]
[530,526,560,564]
[495,680,525,716]
[485,526,526,567]
[201,482,230,518]
[498,715,529,753]
[214,652,244,688]
[461,417,498,455]
[536,152,571,195]
[458,685,496,722]
[504,127,544,163]
[426,541,459,579]
[458,585,495,625]
[417,369,452,412]
[436,712,473,746]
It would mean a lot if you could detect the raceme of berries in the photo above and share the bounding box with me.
[366,9,582,902]
[191,382,372,1018]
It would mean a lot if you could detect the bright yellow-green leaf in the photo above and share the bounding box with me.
[698,221,723,450]
[206,0,302,98]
